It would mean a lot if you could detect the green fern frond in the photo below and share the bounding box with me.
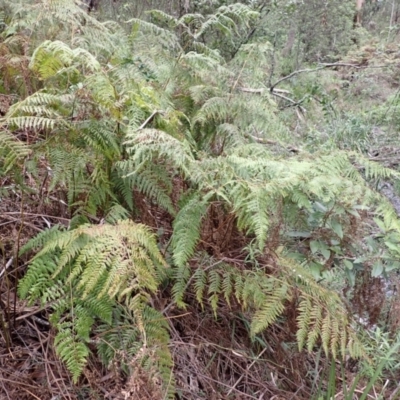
[30,40,101,80]
[208,269,221,314]
[351,151,400,180]
[19,225,64,255]
[19,219,170,384]
[171,194,210,268]
[123,128,195,174]
[127,18,180,51]
[250,280,288,335]
[193,267,207,307]
[194,96,231,126]
[127,162,176,215]
[171,264,191,308]
[147,9,178,29]
[104,204,130,224]
[29,220,166,300]
[284,261,364,358]
[18,254,59,301]
[194,4,257,39]
[54,323,90,383]
[0,128,31,172]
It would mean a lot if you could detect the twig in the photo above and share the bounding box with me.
[319,62,388,69]
[270,66,326,91]
[0,257,13,279]
[270,62,389,92]
[1,214,43,232]
[2,211,70,221]
[239,87,290,94]
[389,385,400,400]
[271,92,306,113]
[227,348,268,396]
[138,110,162,130]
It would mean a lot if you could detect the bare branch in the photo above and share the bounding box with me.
[271,92,307,113]
[239,87,290,94]
[270,62,389,91]
[138,110,162,130]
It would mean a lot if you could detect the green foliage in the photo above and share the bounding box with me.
[18,220,171,390]
[312,330,400,400]
[0,128,30,173]
[184,258,363,358]
[3,1,400,397]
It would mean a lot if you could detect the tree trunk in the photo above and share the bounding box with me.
[355,0,365,24]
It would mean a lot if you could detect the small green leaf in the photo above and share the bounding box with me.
[343,259,353,270]
[314,202,327,212]
[386,261,400,272]
[353,257,366,263]
[330,220,343,239]
[345,268,356,286]
[347,209,360,218]
[371,261,383,277]
[321,248,330,261]
[384,241,400,254]
[374,218,387,233]
[310,240,319,254]
[310,262,323,279]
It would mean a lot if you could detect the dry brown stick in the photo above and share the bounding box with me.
[239,87,290,94]
[0,377,39,390]
[138,109,162,130]
[0,214,43,232]
[195,371,259,399]
[270,62,389,92]
[238,86,307,115]
[2,212,70,222]
[226,348,268,396]
[271,91,307,113]
[19,388,41,400]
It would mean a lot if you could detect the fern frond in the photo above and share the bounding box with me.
[54,320,89,382]
[18,254,59,301]
[19,225,64,255]
[171,264,191,308]
[171,194,210,268]
[284,260,364,358]
[193,267,207,308]
[250,280,288,335]
[123,128,195,174]
[30,40,101,80]
[208,269,221,314]
[0,128,31,172]
[31,220,166,300]
[127,18,180,51]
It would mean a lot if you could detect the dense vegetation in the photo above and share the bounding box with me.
[2,0,400,398]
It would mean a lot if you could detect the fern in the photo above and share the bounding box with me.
[0,128,31,173]
[183,256,364,358]
[97,304,174,398]
[171,194,210,268]
[9,2,400,395]
[18,220,170,383]
[54,322,90,383]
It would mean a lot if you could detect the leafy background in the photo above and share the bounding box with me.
[2,0,400,398]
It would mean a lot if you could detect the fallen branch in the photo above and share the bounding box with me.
[272,92,307,112]
[138,110,162,130]
[270,62,389,91]
[239,87,306,117]
[239,87,290,94]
